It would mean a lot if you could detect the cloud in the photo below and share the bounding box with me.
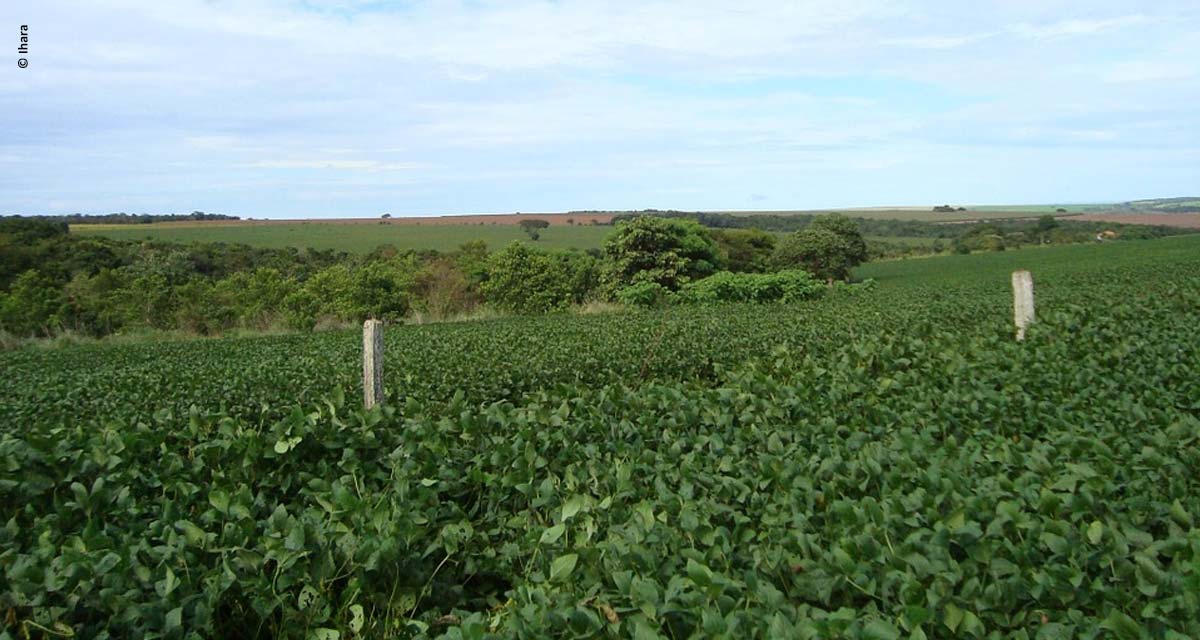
[1011,15,1147,40]
[184,136,242,150]
[882,33,993,50]
[244,159,427,171]
[2,0,1199,216]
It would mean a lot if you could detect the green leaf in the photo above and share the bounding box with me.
[274,436,302,454]
[686,558,713,587]
[1041,531,1069,555]
[561,494,587,521]
[178,520,206,547]
[1087,520,1104,545]
[95,552,121,576]
[539,523,566,545]
[165,607,183,634]
[863,618,901,640]
[1100,610,1145,640]
[902,605,931,630]
[164,566,179,596]
[286,525,306,551]
[208,489,230,513]
[1169,500,1192,527]
[298,585,319,610]
[943,603,963,632]
[309,629,340,640]
[550,553,579,582]
[349,604,365,633]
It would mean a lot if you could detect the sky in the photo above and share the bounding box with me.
[1,1,1198,219]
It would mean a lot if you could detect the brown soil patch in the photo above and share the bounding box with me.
[1071,214,1200,229]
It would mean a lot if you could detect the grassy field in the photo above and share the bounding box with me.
[73,201,1177,255]
[964,203,1112,213]
[865,235,938,246]
[72,220,613,252]
[4,235,1199,637]
[718,208,1092,222]
[68,211,1062,254]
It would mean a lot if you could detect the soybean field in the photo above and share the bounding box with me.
[2,236,1199,638]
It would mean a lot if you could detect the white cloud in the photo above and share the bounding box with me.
[184,136,242,150]
[1105,60,1198,83]
[245,159,427,171]
[3,0,1199,215]
[882,33,993,50]
[1011,15,1147,40]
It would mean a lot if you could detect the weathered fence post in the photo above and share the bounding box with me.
[363,319,383,408]
[1012,270,1035,341]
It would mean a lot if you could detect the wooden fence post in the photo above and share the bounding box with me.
[1012,270,1035,341]
[363,319,383,408]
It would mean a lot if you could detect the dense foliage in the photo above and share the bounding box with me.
[0,218,607,338]
[601,217,723,292]
[2,237,1199,638]
[708,229,776,273]
[607,209,1192,245]
[771,214,870,282]
[3,213,1196,340]
[479,243,600,314]
[676,270,825,305]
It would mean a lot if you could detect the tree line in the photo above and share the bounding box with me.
[2,212,1193,342]
[1,211,240,225]
[0,215,872,341]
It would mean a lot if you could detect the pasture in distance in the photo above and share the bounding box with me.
[71,218,614,253]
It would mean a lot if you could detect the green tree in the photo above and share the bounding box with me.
[0,269,64,336]
[771,214,868,282]
[771,229,856,282]
[808,214,868,268]
[602,216,722,291]
[482,243,596,313]
[711,228,776,273]
[1036,214,1060,244]
[519,219,550,240]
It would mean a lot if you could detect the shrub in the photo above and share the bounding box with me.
[616,281,674,307]
[678,270,824,304]
[0,270,64,336]
[710,228,776,273]
[771,215,868,282]
[772,229,855,282]
[482,243,599,314]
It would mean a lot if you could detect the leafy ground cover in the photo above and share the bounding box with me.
[2,236,1199,638]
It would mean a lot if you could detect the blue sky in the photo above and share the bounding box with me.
[1,1,1198,218]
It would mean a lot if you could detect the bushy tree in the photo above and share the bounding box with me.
[953,224,1008,253]
[481,243,599,314]
[60,269,126,336]
[0,270,64,336]
[519,219,550,240]
[771,229,857,282]
[808,214,868,267]
[1036,214,1060,244]
[212,268,294,329]
[711,228,776,273]
[771,214,868,282]
[602,216,722,291]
